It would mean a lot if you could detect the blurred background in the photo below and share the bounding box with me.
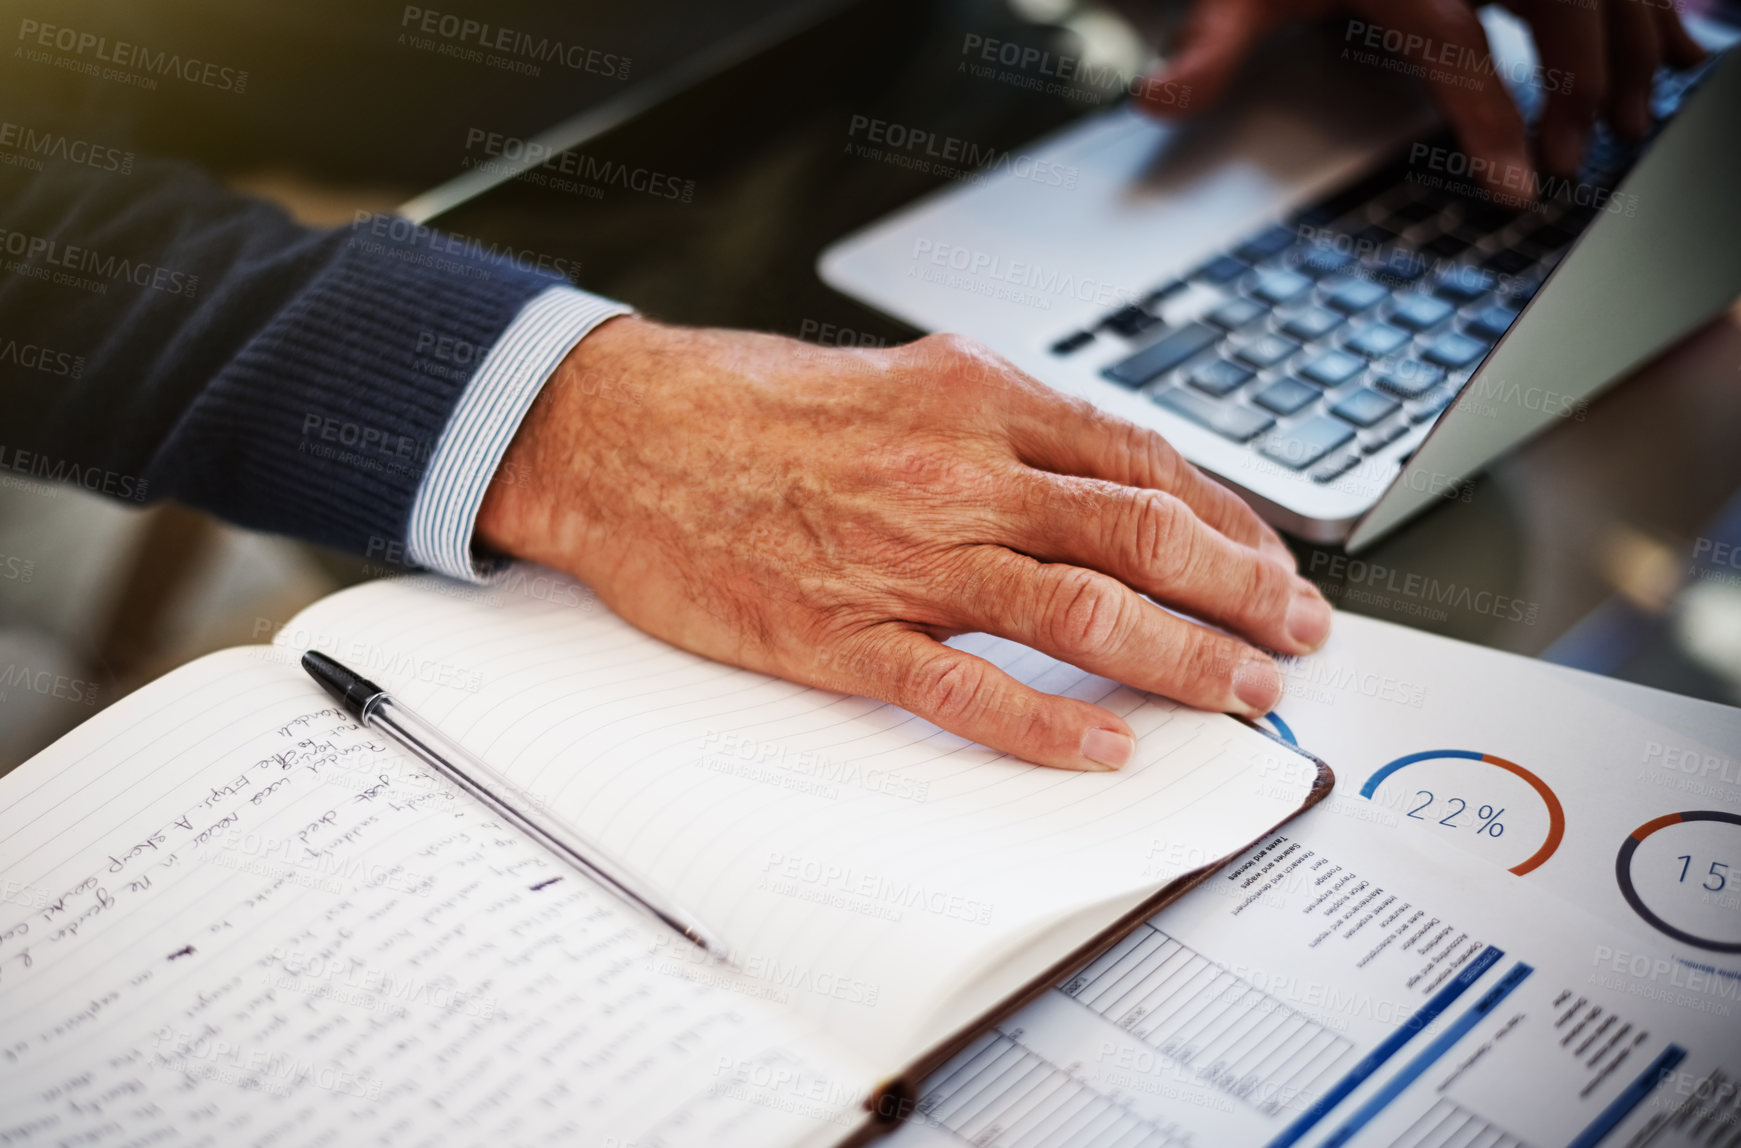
[2,0,1739,770]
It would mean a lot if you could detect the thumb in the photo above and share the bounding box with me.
[1135,0,1284,118]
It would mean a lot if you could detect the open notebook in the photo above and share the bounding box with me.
[0,570,1331,1147]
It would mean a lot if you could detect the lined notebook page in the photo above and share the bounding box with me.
[0,648,865,1148]
[282,571,1320,1067]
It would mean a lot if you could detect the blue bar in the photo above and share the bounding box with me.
[1566,1044,1687,1148]
[1316,960,1535,1147]
[1264,944,1505,1148]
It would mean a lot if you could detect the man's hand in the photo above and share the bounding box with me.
[1137,0,1704,195]
[477,317,1329,772]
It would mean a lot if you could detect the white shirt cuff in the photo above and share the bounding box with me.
[406,284,632,581]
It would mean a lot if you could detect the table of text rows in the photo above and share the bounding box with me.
[1388,1097,1530,1148]
[1061,924,1354,1115]
[916,1032,1192,1148]
[1623,1066,1741,1148]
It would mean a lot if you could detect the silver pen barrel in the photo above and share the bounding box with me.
[362,694,729,960]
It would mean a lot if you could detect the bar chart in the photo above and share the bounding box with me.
[1061,925,1354,1116]
[913,1031,1195,1148]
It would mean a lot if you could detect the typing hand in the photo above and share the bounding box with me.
[1135,0,1704,193]
[476,317,1329,772]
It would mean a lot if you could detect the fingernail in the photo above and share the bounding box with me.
[1285,585,1333,650]
[1081,728,1135,771]
[1233,657,1281,715]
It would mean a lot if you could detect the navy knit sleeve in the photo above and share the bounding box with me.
[0,156,565,557]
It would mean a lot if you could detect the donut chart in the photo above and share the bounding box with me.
[1360,750,1566,876]
[1615,810,1741,954]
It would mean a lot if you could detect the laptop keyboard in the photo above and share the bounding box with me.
[1048,58,1721,486]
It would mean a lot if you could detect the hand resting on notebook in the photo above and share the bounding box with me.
[476,316,1332,773]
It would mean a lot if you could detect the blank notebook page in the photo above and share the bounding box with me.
[283,572,1320,1067]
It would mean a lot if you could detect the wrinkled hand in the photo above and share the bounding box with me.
[477,317,1331,771]
[1137,0,1703,193]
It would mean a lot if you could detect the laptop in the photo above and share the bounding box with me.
[819,10,1741,550]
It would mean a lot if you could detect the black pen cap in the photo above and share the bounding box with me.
[301,650,386,719]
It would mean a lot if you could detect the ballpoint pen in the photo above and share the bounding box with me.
[300,649,729,961]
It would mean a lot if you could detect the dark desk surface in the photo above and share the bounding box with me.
[430,0,1741,706]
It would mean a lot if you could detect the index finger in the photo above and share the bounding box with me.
[1134,0,1289,117]
[1350,0,1535,199]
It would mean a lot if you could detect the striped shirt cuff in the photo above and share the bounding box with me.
[406,285,632,581]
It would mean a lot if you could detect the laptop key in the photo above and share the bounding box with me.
[1299,158,1411,229]
[1207,297,1267,329]
[1188,357,1256,397]
[1326,278,1389,313]
[1466,302,1522,342]
[1345,322,1411,358]
[1298,246,1355,278]
[1280,306,1343,341]
[1483,248,1535,276]
[1389,198,1440,224]
[1101,305,1162,339]
[1251,268,1313,305]
[1310,450,1363,483]
[1299,350,1365,388]
[1252,377,1320,416]
[1235,224,1297,263]
[1050,330,1095,356]
[1260,416,1355,470]
[1358,419,1409,453]
[1421,232,1472,260]
[1331,387,1402,427]
[1422,331,1487,369]
[1102,322,1221,388]
[1526,223,1577,252]
[1388,293,1455,332]
[1373,250,1429,284]
[1457,201,1513,236]
[1433,266,1495,304]
[1581,127,1631,180]
[1355,221,1398,247]
[1151,388,1275,443]
[1371,362,1445,399]
[1235,333,1301,369]
[1408,388,1458,423]
[1502,277,1542,306]
[1143,278,1190,307]
[1195,254,1250,284]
